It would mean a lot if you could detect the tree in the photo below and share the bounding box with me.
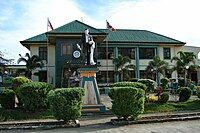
[146,55,168,83]
[17,53,44,78]
[0,51,14,74]
[171,51,198,86]
[113,55,135,81]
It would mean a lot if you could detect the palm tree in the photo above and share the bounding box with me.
[17,53,44,78]
[113,55,135,81]
[171,51,198,86]
[146,55,168,84]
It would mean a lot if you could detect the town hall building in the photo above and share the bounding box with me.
[20,20,200,87]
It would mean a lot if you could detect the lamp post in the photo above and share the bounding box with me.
[185,65,189,86]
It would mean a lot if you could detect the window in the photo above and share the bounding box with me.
[139,48,155,59]
[163,48,171,59]
[118,48,135,59]
[39,47,47,60]
[97,71,114,83]
[97,47,114,59]
[61,44,71,56]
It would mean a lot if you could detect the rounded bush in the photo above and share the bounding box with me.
[0,89,15,109]
[138,79,157,93]
[112,82,147,91]
[47,88,85,121]
[17,82,54,111]
[108,87,145,120]
[12,76,32,88]
[159,92,169,103]
[178,87,191,102]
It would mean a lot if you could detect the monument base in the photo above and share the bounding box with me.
[78,67,106,113]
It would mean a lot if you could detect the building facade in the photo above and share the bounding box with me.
[20,20,200,87]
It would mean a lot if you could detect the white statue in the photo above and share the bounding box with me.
[80,29,96,65]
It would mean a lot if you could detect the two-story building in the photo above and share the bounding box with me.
[20,20,200,87]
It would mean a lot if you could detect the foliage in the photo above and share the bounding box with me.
[111,82,147,91]
[160,77,170,89]
[178,87,192,102]
[138,79,157,93]
[158,92,169,103]
[17,53,44,78]
[147,95,158,103]
[17,82,54,111]
[47,88,85,122]
[12,76,32,88]
[197,86,200,98]
[108,87,145,120]
[113,55,135,81]
[0,51,14,73]
[171,51,198,86]
[178,77,185,87]
[145,55,168,80]
[0,89,15,109]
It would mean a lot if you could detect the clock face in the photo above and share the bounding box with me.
[73,50,81,58]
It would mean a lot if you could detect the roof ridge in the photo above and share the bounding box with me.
[145,30,186,44]
[49,20,105,34]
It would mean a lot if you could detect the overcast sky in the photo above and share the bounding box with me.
[0,0,200,63]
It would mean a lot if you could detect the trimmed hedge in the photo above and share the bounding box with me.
[178,87,191,102]
[108,87,145,120]
[112,82,147,91]
[47,88,85,122]
[17,82,54,111]
[138,79,157,93]
[0,89,15,109]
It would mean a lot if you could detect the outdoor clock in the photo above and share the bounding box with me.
[73,50,81,58]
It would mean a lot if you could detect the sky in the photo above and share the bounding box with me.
[0,0,200,63]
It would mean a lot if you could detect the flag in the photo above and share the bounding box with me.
[47,18,53,30]
[106,20,116,32]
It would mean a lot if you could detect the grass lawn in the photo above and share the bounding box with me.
[1,100,200,121]
[144,100,200,113]
[0,108,53,121]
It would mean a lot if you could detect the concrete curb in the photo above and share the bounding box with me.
[1,111,200,130]
[110,112,200,126]
[0,120,80,130]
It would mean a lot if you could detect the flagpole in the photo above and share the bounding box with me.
[106,38,109,86]
[46,18,49,84]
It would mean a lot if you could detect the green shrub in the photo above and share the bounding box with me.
[178,87,191,102]
[159,92,169,103]
[108,87,145,120]
[12,76,32,88]
[160,78,170,89]
[47,88,85,122]
[112,82,147,91]
[17,82,54,111]
[138,79,157,93]
[0,89,15,109]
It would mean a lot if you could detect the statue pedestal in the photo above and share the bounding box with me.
[78,67,106,113]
